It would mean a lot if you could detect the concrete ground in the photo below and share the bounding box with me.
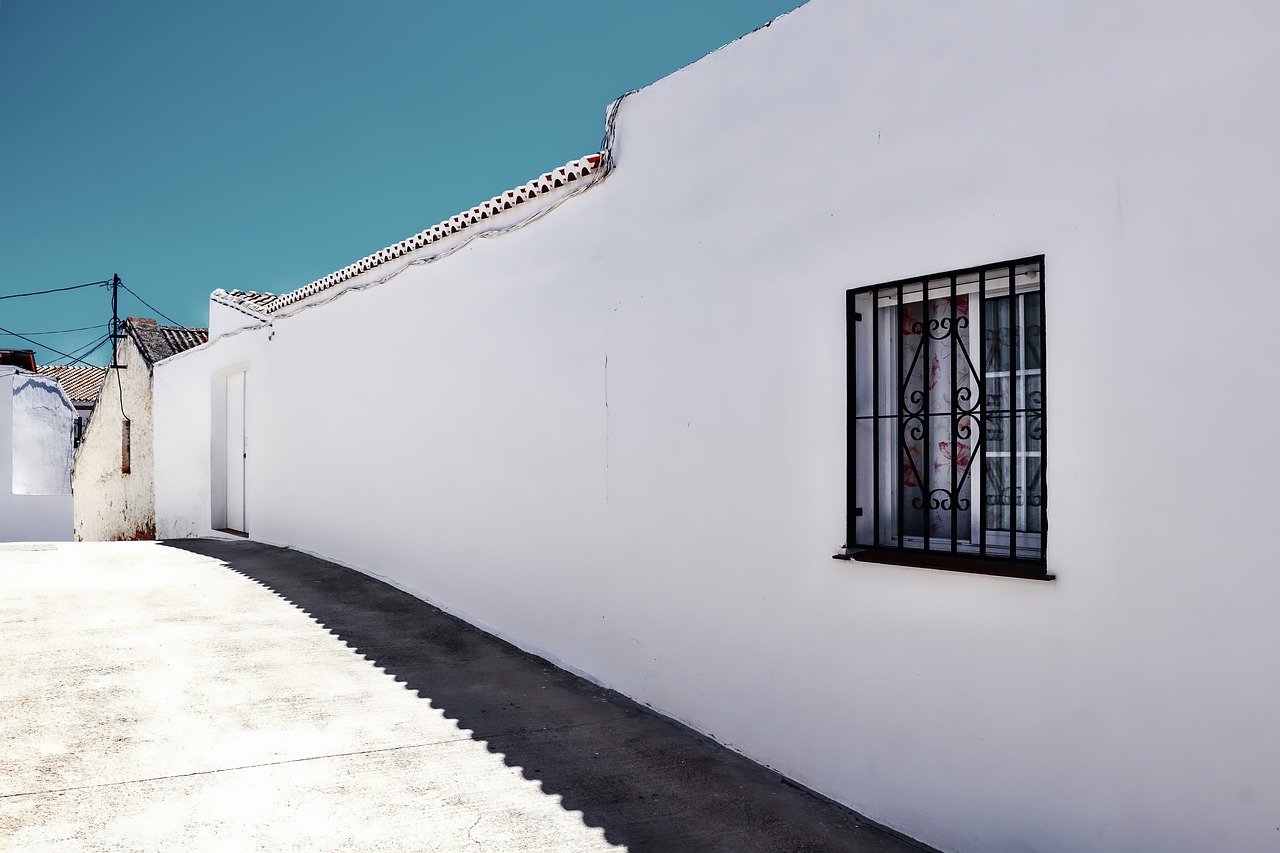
[0,540,926,852]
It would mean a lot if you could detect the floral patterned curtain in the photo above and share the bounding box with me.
[899,295,973,541]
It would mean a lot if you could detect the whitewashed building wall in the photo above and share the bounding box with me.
[154,2,1280,850]
[74,335,156,540]
[0,367,74,541]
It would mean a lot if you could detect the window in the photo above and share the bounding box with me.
[842,256,1050,579]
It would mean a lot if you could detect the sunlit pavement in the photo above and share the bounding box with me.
[0,540,923,852]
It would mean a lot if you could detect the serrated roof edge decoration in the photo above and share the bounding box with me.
[210,289,275,321]
[221,153,604,318]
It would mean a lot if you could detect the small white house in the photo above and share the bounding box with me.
[74,318,207,541]
[38,364,108,445]
[0,365,75,542]
[153,2,1280,851]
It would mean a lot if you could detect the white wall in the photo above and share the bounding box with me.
[74,336,158,540]
[209,298,265,339]
[1,368,74,541]
[155,2,1280,850]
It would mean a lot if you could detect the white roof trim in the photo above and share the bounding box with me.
[262,152,604,314]
[211,290,272,323]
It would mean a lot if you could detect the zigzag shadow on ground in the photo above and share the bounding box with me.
[163,539,923,853]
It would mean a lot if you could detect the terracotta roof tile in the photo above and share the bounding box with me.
[36,365,107,404]
[125,318,209,364]
[214,290,278,311]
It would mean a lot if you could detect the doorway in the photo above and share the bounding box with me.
[225,370,246,533]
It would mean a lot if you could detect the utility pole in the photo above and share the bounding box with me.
[108,273,130,470]
[109,273,126,370]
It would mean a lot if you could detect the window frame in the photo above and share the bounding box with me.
[837,255,1052,581]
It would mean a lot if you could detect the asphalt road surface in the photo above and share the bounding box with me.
[0,540,925,852]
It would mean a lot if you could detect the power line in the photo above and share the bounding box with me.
[0,279,110,302]
[120,283,191,330]
[0,324,110,367]
[0,276,193,366]
[0,322,108,338]
[49,332,113,365]
[50,329,111,361]
[45,336,112,367]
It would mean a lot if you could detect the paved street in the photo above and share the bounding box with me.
[0,540,924,852]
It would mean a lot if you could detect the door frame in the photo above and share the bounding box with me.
[210,364,249,535]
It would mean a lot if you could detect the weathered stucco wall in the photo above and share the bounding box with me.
[0,368,73,541]
[74,337,157,541]
[155,2,1280,850]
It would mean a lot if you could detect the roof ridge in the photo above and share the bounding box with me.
[211,290,272,321]
[36,364,108,402]
[261,152,605,314]
[127,321,209,364]
[215,289,276,298]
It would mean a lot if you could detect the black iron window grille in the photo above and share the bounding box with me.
[842,256,1050,579]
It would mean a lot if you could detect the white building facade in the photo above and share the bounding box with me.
[74,319,206,541]
[1,367,74,541]
[153,2,1280,850]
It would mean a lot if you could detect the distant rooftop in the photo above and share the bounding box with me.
[0,349,37,372]
[216,290,277,310]
[125,318,208,364]
[37,365,108,405]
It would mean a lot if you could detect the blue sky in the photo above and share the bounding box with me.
[0,0,802,366]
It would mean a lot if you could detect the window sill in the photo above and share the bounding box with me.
[833,547,1054,581]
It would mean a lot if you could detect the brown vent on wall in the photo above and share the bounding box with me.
[121,419,131,475]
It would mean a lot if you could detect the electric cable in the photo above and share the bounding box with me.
[46,332,112,365]
[0,324,110,367]
[0,279,110,301]
[0,322,106,337]
[120,283,193,330]
[116,358,127,418]
[3,322,111,365]
[54,332,110,362]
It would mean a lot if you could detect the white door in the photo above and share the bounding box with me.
[226,371,246,532]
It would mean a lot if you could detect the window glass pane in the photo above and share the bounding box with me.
[1022,374,1043,455]
[1023,292,1043,371]
[901,301,925,416]
[986,375,1012,416]
[1025,456,1044,533]
[986,412,1010,455]
[901,436,927,538]
[984,455,1011,532]
[876,417,897,545]
[852,416,877,546]
[984,296,1011,374]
